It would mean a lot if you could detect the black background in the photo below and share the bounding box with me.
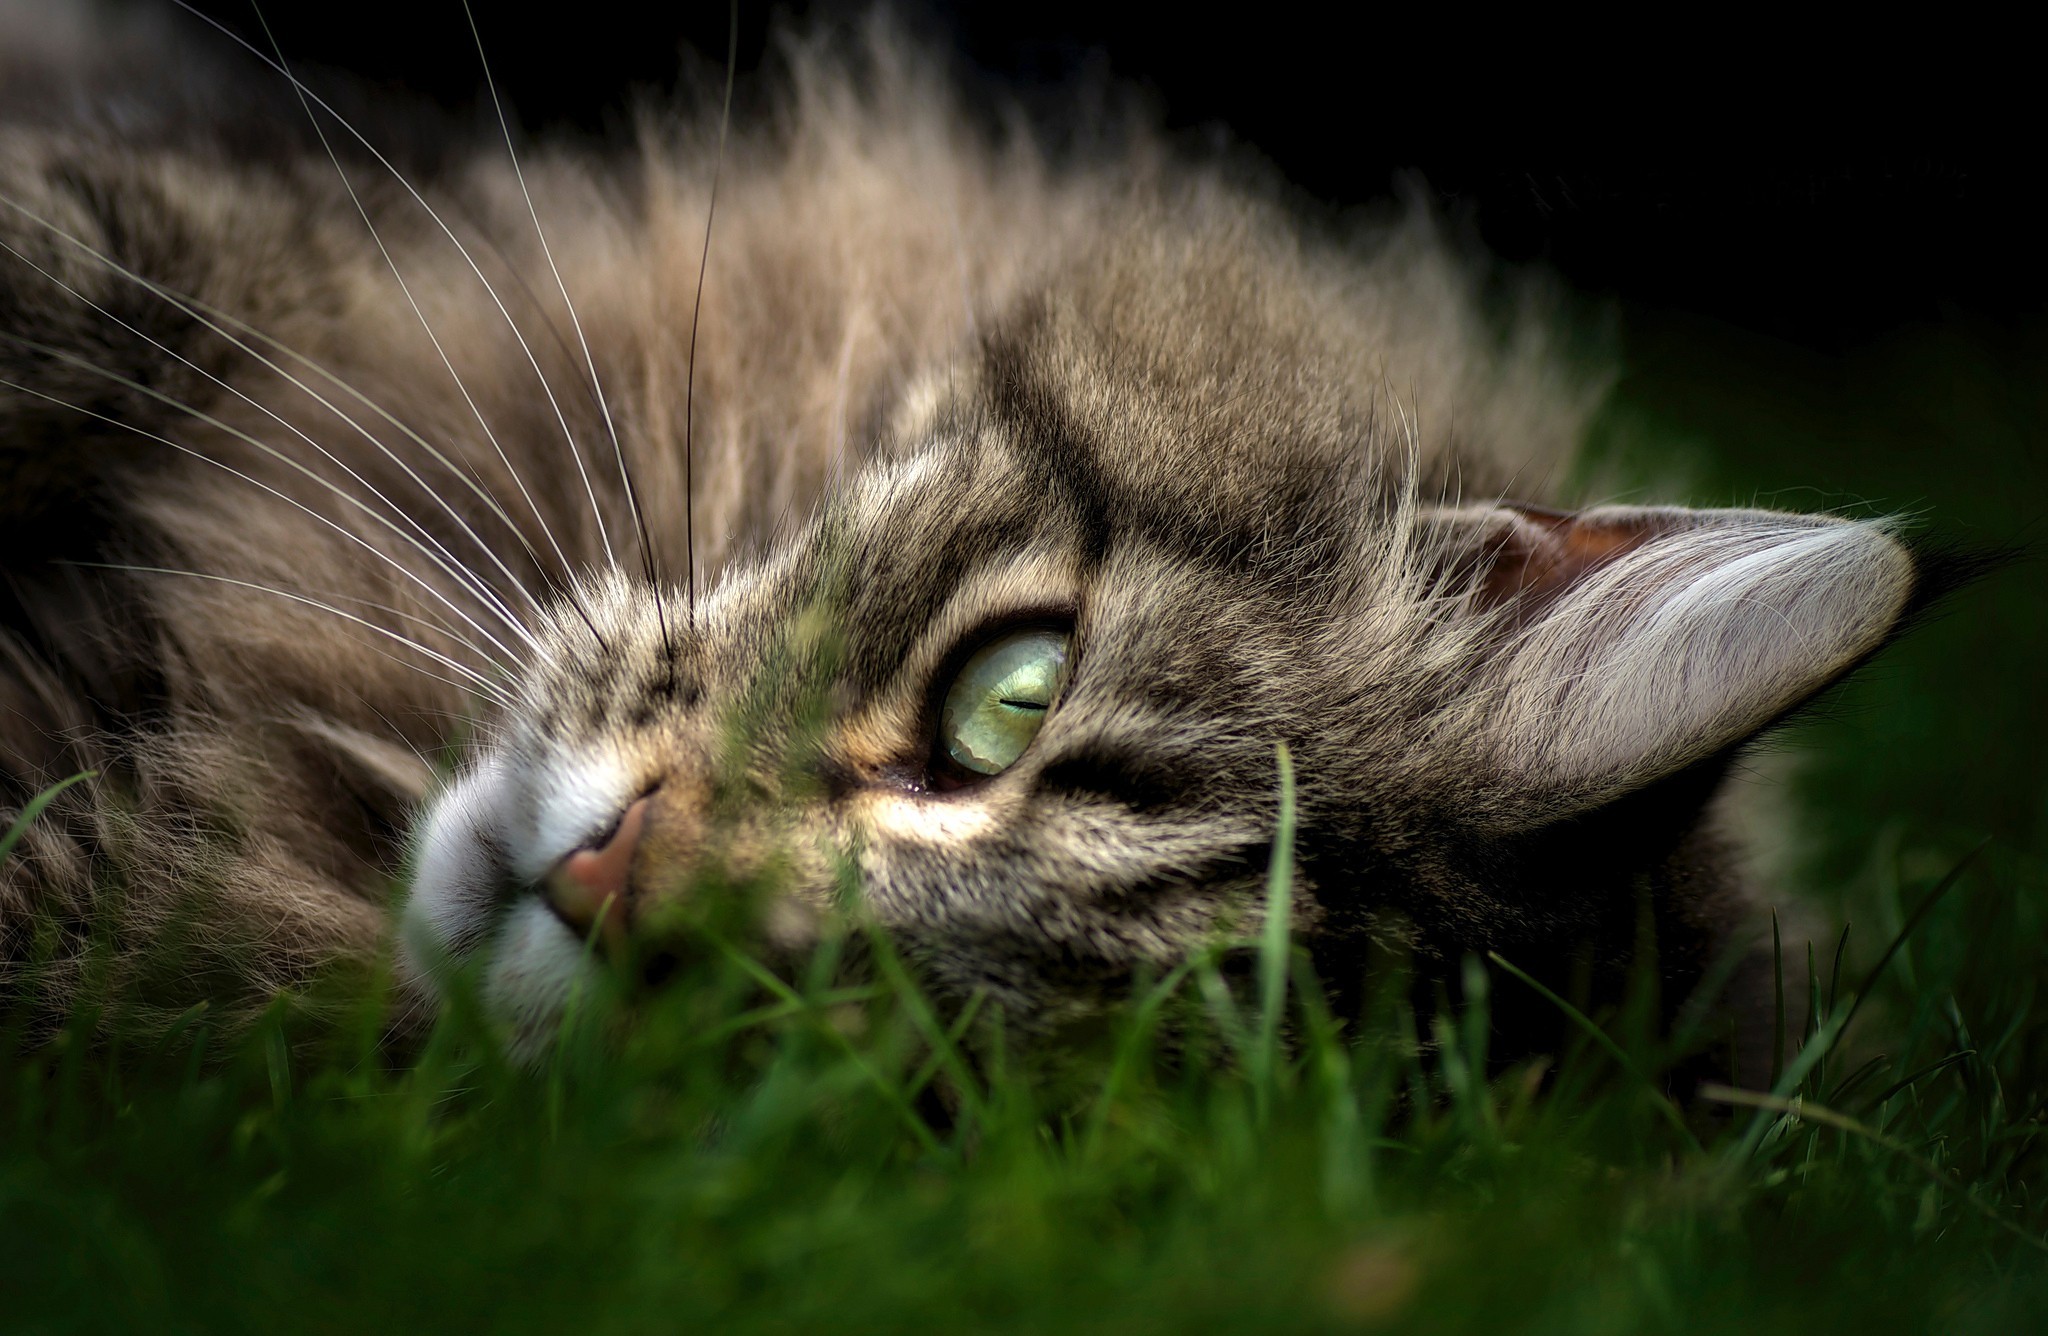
[156,2,2041,353]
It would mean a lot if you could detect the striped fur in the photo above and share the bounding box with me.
[0,7,1924,1072]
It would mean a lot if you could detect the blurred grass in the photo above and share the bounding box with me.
[3,309,2046,1333]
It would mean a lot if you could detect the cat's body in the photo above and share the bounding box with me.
[0,5,1925,1072]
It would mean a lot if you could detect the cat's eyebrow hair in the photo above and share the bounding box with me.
[822,515,1061,698]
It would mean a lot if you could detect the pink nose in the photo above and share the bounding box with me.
[543,796,651,948]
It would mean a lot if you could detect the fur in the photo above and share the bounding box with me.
[0,6,1925,1075]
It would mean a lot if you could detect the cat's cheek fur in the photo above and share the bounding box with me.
[856,791,1001,846]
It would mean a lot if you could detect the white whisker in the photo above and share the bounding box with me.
[462,1,645,577]
[178,1,621,573]
[74,564,518,709]
[0,221,536,643]
[259,71,580,587]
[0,189,550,611]
[0,363,536,667]
[174,290,561,601]
[683,0,742,621]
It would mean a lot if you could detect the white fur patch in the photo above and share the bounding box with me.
[481,897,597,1060]
[861,791,997,844]
[402,744,633,1036]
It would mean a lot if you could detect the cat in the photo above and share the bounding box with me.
[0,1,1947,1075]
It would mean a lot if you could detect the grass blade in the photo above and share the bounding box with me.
[1836,840,1989,1043]
[0,771,96,863]
[1251,742,1297,1113]
[1770,909,1786,1092]
[1702,1084,2048,1254]
[1487,951,1701,1154]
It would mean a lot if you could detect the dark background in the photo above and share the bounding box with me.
[155,1,2041,352]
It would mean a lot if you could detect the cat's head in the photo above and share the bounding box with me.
[399,223,1925,1052]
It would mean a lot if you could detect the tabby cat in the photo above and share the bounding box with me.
[0,2,1943,1073]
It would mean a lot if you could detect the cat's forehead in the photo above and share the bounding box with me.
[866,376,1368,584]
[972,238,1388,553]
[641,225,1401,711]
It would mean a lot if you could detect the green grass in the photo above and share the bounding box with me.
[4,310,2046,1333]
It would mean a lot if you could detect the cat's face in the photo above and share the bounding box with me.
[401,305,1340,1044]
[400,236,1922,1051]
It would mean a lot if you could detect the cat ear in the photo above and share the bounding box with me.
[1428,502,1919,817]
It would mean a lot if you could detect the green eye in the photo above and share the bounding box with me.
[938,628,1072,777]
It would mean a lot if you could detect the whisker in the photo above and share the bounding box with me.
[452,220,620,567]
[73,563,518,709]
[238,9,580,589]
[0,359,536,667]
[0,223,536,644]
[180,1,622,574]
[133,570,517,700]
[0,187,557,614]
[159,277,591,620]
[188,295,553,612]
[461,0,653,587]
[684,0,742,626]
[358,699,508,791]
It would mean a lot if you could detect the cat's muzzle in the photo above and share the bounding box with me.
[532,776,793,981]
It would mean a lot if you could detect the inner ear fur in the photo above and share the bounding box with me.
[1428,501,1920,821]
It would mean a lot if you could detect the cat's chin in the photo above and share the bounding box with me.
[480,898,605,1061]
[397,882,601,1061]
